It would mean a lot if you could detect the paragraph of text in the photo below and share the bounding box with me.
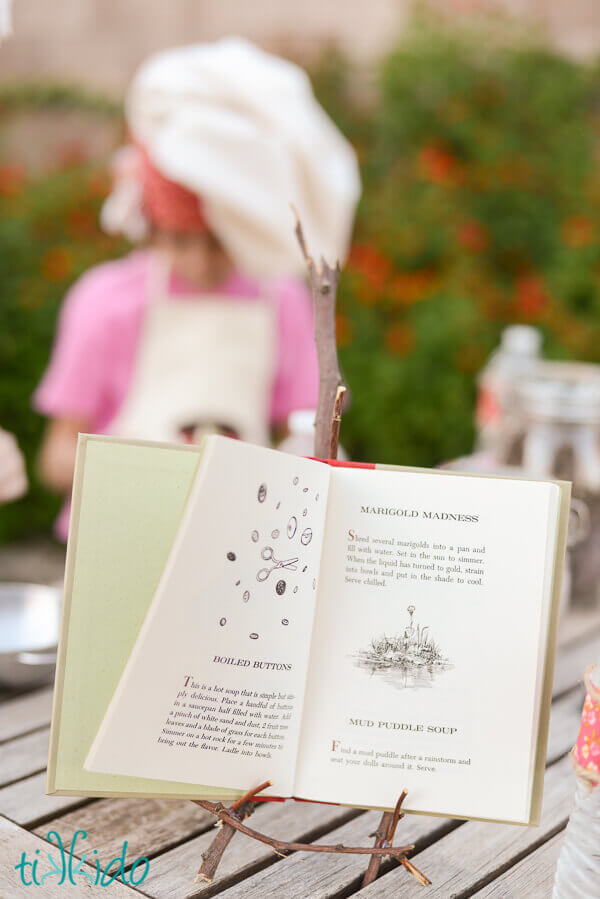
[345,533,487,589]
[157,678,297,761]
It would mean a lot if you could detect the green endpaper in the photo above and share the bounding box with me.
[47,435,243,800]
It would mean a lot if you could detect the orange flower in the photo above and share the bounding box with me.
[417,143,459,186]
[335,313,353,348]
[348,243,394,304]
[388,270,436,305]
[496,157,531,188]
[0,164,26,197]
[457,220,489,253]
[66,208,96,236]
[514,275,549,320]
[384,322,415,356]
[348,244,393,292]
[562,215,594,248]
[41,248,73,282]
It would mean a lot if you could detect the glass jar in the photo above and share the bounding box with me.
[553,776,600,898]
[497,361,600,606]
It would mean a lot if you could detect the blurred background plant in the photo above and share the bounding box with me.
[0,87,127,540]
[318,11,600,465]
[4,9,600,539]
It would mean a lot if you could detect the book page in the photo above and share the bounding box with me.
[85,437,330,798]
[294,467,559,823]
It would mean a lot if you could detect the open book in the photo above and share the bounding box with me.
[48,435,569,825]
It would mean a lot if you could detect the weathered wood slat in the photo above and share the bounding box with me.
[0,727,49,787]
[141,798,359,898]
[473,829,564,898]
[219,805,454,899]
[0,771,91,827]
[226,715,578,899]
[216,739,576,899]
[552,628,600,698]
[0,687,53,743]
[0,600,592,897]
[0,666,580,895]
[0,815,140,897]
[360,754,575,898]
[33,798,216,868]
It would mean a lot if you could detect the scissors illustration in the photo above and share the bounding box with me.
[256,546,299,582]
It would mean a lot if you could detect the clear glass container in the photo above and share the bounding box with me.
[553,777,600,898]
[498,361,600,606]
[476,325,542,452]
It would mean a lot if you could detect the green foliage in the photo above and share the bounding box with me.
[312,13,600,465]
[0,87,127,541]
[0,82,120,115]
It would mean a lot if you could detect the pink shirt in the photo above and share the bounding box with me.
[35,250,319,538]
[35,250,318,430]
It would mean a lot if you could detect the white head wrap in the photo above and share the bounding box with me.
[101,37,361,277]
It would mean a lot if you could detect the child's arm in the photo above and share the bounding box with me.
[38,417,89,494]
[0,428,28,503]
[33,258,138,496]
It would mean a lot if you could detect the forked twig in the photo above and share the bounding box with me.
[292,208,345,460]
[193,781,273,882]
[190,222,430,892]
[192,784,429,889]
[195,798,414,860]
[387,789,408,844]
[362,810,394,888]
[194,800,258,884]
[362,791,407,888]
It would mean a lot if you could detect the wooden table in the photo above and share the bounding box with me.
[1,581,598,898]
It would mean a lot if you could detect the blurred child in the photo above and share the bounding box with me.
[0,427,27,503]
[34,38,360,539]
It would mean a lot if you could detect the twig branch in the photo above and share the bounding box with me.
[192,786,429,889]
[229,779,273,811]
[192,780,272,883]
[293,209,344,460]
[194,800,257,884]
[400,858,431,887]
[194,799,414,859]
[362,810,394,888]
[329,385,346,461]
[361,790,428,889]
[387,789,408,844]
[400,856,432,887]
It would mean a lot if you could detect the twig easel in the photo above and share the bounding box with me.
[190,217,431,890]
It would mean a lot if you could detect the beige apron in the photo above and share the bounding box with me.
[110,256,276,445]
